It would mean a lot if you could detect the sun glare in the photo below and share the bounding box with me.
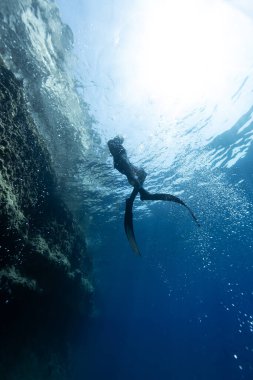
[120,0,253,110]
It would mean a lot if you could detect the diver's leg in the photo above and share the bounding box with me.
[124,187,141,255]
[136,167,147,186]
[139,188,200,226]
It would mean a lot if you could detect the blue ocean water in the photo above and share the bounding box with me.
[54,1,253,379]
[75,167,253,380]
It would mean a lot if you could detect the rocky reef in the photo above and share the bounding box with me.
[0,0,103,218]
[0,60,93,379]
[0,1,100,377]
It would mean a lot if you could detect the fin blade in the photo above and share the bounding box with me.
[124,189,141,255]
[139,188,200,226]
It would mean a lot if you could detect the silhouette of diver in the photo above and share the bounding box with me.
[108,136,199,255]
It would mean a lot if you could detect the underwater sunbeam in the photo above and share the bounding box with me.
[121,0,253,110]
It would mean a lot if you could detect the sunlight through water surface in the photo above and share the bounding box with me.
[56,0,253,149]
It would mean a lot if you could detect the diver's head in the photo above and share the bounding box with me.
[114,135,124,145]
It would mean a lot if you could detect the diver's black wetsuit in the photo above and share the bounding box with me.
[108,137,147,188]
[108,136,199,255]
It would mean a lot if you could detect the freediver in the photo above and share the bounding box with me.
[108,136,199,255]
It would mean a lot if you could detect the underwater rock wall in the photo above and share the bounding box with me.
[0,2,98,377]
[0,60,93,379]
[0,0,101,215]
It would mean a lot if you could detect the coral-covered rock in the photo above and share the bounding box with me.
[0,60,93,379]
[0,0,102,217]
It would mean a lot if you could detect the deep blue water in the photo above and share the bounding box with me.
[70,158,253,380]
